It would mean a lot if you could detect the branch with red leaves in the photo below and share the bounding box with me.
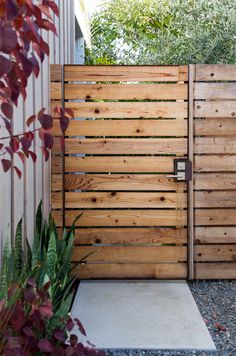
[0,0,72,178]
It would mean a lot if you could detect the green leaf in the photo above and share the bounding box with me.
[14,218,23,280]
[36,200,43,235]
[47,231,57,280]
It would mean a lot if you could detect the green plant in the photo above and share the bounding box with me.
[0,202,80,330]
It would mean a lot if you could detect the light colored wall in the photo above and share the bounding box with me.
[0,0,79,252]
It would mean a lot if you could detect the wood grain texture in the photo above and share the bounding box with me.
[52,156,180,173]
[50,64,62,82]
[52,192,187,209]
[195,209,236,226]
[64,65,188,82]
[194,156,236,172]
[195,137,236,154]
[74,263,187,279]
[53,138,188,155]
[194,118,236,137]
[195,191,236,208]
[194,82,236,100]
[53,209,187,227]
[72,245,187,262]
[194,101,236,118]
[195,64,236,81]
[196,262,236,279]
[65,101,188,118]
[52,174,186,191]
[74,227,187,245]
[195,227,236,244]
[65,83,188,100]
[50,82,62,99]
[194,173,236,190]
[52,119,188,137]
[196,245,236,262]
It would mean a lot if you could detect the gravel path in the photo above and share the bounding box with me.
[105,280,236,356]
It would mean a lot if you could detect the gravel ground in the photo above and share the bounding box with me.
[105,280,236,356]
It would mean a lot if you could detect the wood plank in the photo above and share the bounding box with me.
[52,192,187,209]
[52,174,186,191]
[64,65,188,82]
[195,64,236,81]
[53,138,187,155]
[195,227,236,244]
[74,263,187,279]
[52,119,188,137]
[194,101,236,118]
[72,245,187,262]
[65,83,188,100]
[53,209,187,227]
[65,101,188,119]
[50,82,62,99]
[196,245,236,262]
[50,64,62,82]
[194,156,236,172]
[196,262,236,279]
[194,118,236,137]
[195,209,236,226]
[195,137,236,154]
[194,82,236,100]
[195,191,236,208]
[52,156,179,173]
[194,173,236,190]
[74,227,187,245]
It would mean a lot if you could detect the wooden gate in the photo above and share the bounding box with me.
[51,65,191,279]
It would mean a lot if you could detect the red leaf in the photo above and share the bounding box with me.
[1,159,11,172]
[42,147,49,161]
[37,107,46,118]
[66,317,75,332]
[17,151,25,164]
[60,115,69,133]
[38,114,53,130]
[48,1,59,16]
[0,55,13,77]
[32,42,45,62]
[14,166,22,179]
[30,53,40,78]
[10,137,20,152]
[29,150,37,162]
[37,339,53,353]
[43,132,53,149]
[38,19,57,35]
[38,302,53,318]
[5,146,13,157]
[24,131,34,142]
[0,143,3,151]
[64,108,74,118]
[20,137,31,151]
[75,318,87,336]
[0,25,18,53]
[53,106,60,115]
[38,5,53,20]
[1,102,13,119]
[18,52,33,78]
[26,115,36,127]
[214,322,226,332]
[6,0,19,21]
[53,329,66,342]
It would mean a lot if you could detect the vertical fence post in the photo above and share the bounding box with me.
[188,64,195,280]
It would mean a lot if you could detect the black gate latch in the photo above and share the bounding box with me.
[167,159,192,182]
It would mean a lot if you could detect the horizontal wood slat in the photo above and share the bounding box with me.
[72,245,187,262]
[195,227,236,244]
[75,263,187,279]
[195,64,236,81]
[65,83,188,100]
[196,245,236,262]
[194,101,236,118]
[52,174,186,191]
[195,191,236,208]
[53,209,187,227]
[52,192,187,209]
[52,119,188,137]
[194,82,236,100]
[65,101,188,119]
[53,138,187,155]
[194,173,236,190]
[74,227,187,245]
[196,263,236,279]
[195,137,236,154]
[194,118,236,136]
[194,156,236,172]
[65,65,188,82]
[52,156,179,173]
[50,64,62,82]
[195,209,236,226]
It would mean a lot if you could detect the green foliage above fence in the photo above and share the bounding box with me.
[87,0,236,65]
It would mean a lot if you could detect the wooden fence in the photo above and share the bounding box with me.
[51,64,236,280]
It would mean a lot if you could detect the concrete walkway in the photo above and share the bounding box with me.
[70,280,216,351]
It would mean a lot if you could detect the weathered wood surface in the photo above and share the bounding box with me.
[65,83,188,100]
[194,118,236,136]
[196,245,236,262]
[195,191,236,208]
[195,209,236,226]
[75,263,187,279]
[194,101,236,118]
[195,64,236,81]
[52,192,187,209]
[65,101,188,118]
[64,65,188,82]
[195,227,236,244]
[194,82,236,100]
[52,119,187,137]
[53,209,187,227]
[194,173,236,190]
[194,156,236,172]
[196,263,236,279]
[195,137,236,154]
